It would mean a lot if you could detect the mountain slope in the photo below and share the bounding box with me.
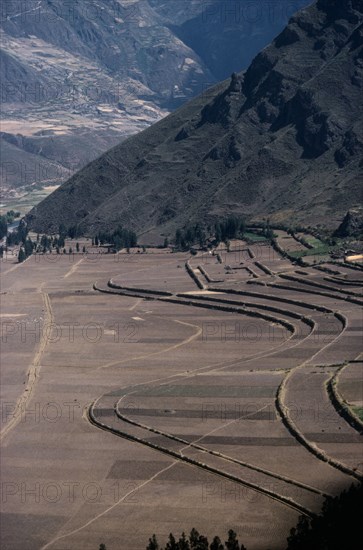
[26,0,363,238]
[1,0,308,198]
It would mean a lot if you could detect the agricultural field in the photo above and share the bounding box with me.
[274,230,333,263]
[0,240,362,550]
[0,187,60,220]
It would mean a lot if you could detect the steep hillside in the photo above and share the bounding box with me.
[1,0,308,198]
[26,0,363,238]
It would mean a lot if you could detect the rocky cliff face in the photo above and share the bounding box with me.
[26,0,363,238]
[335,207,363,237]
[1,0,308,198]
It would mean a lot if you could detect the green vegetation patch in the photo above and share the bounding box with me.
[303,235,323,247]
[352,407,363,421]
[243,231,268,242]
[289,243,333,259]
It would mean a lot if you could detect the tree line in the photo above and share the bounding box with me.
[91,226,137,251]
[145,529,245,550]
[97,483,362,550]
[0,211,21,240]
[58,224,137,250]
[99,529,245,550]
[174,217,246,250]
[2,221,138,263]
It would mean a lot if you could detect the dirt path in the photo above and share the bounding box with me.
[96,319,202,371]
[0,288,54,442]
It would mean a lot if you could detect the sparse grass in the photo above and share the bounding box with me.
[289,243,333,259]
[303,235,323,247]
[352,407,363,421]
[243,231,268,242]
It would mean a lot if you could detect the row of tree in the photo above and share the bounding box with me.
[5,210,21,223]
[174,217,246,250]
[126,483,360,550]
[7,221,137,263]
[146,529,244,550]
[215,218,245,242]
[98,529,244,550]
[4,221,34,263]
[286,483,362,549]
[36,234,67,252]
[58,223,83,240]
[18,237,35,263]
[0,211,21,240]
[57,224,138,251]
[93,226,138,251]
[175,224,207,250]
[9,222,89,262]
[6,220,29,247]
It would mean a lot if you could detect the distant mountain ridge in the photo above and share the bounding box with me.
[26,0,363,239]
[1,0,308,197]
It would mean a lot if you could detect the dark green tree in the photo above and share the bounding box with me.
[189,528,200,548]
[198,229,207,248]
[18,248,26,263]
[210,537,224,550]
[262,220,274,240]
[59,224,66,237]
[287,516,313,550]
[286,483,363,550]
[129,231,137,247]
[68,225,80,239]
[113,235,122,251]
[99,544,107,550]
[225,530,240,550]
[146,534,159,550]
[76,242,80,252]
[24,238,34,258]
[215,223,222,244]
[178,532,190,550]
[195,535,209,550]
[0,215,8,239]
[225,217,238,239]
[175,229,182,248]
[190,529,208,549]
[17,220,28,243]
[40,235,51,253]
[165,533,178,550]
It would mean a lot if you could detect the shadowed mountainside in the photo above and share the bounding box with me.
[26,0,363,238]
[1,0,308,196]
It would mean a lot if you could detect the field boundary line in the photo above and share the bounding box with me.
[0,291,54,442]
[326,364,363,434]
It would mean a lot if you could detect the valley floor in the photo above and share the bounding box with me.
[0,242,362,549]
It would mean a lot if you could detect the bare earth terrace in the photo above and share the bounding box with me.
[0,242,362,549]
